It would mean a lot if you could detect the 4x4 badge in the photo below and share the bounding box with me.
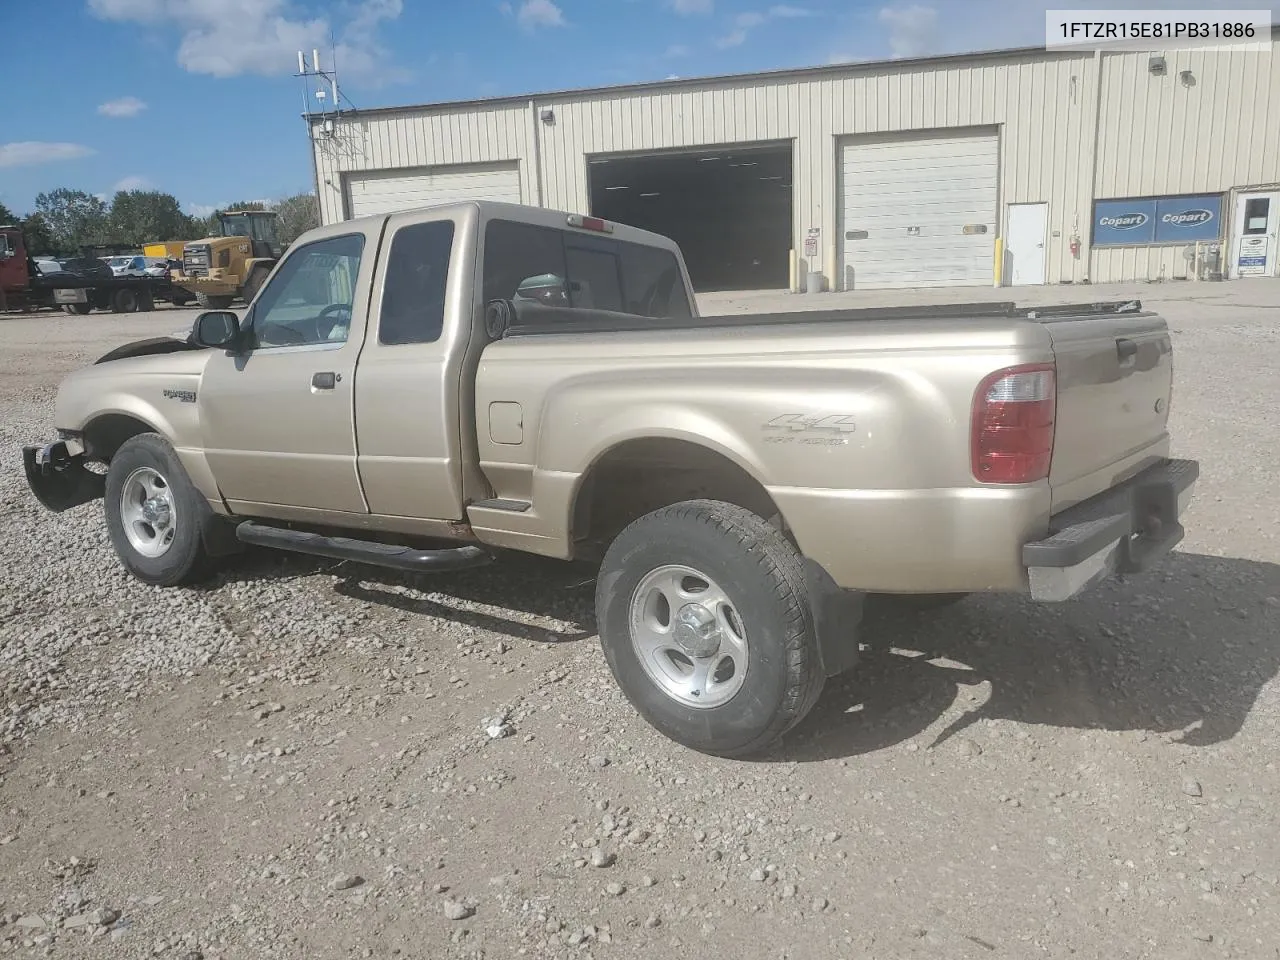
[763,414,858,433]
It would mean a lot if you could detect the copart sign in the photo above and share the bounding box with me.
[1093,194,1222,246]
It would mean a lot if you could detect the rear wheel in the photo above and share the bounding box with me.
[64,303,92,315]
[195,293,234,309]
[138,289,155,312]
[596,499,825,757]
[110,288,140,313]
[103,433,213,587]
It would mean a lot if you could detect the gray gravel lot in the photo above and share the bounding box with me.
[2,280,1279,959]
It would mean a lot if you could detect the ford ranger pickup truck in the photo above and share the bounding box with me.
[23,200,1199,757]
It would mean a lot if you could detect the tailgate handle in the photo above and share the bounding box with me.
[1116,338,1138,363]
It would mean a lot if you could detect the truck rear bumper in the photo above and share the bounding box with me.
[1022,458,1198,602]
[770,457,1198,598]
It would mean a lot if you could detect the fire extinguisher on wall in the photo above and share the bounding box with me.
[1069,235,1081,259]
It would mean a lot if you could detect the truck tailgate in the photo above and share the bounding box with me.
[1043,311,1173,513]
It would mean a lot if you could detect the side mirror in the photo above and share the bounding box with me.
[192,310,241,349]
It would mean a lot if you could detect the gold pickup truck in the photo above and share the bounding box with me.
[23,200,1198,757]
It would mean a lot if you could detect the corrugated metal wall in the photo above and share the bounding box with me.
[1092,43,1280,282]
[312,39,1279,287]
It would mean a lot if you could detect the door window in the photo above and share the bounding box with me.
[1243,198,1270,234]
[245,233,364,349]
[378,220,455,345]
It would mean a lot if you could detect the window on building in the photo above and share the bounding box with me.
[378,220,455,345]
[1243,198,1270,235]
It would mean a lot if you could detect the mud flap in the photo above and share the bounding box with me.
[804,557,863,678]
[22,443,105,513]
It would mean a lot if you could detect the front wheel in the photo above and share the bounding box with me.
[104,434,212,586]
[195,293,234,309]
[595,500,824,758]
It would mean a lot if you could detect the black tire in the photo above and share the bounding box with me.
[110,288,140,313]
[138,289,155,312]
[65,302,92,315]
[241,267,268,305]
[172,291,195,307]
[103,433,213,587]
[195,293,234,309]
[595,499,824,758]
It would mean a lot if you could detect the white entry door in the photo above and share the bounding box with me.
[1005,202,1048,285]
[1231,191,1280,278]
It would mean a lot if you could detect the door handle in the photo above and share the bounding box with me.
[312,371,337,389]
[1116,338,1138,362]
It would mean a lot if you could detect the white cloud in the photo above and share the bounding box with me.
[846,0,1280,62]
[715,5,812,47]
[97,96,148,118]
[186,203,223,218]
[667,0,713,13]
[509,0,565,30]
[113,176,153,191]
[878,4,937,57]
[87,0,407,85]
[0,142,96,169]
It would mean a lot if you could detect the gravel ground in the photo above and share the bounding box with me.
[2,281,1279,960]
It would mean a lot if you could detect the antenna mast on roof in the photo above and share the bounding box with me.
[295,48,341,137]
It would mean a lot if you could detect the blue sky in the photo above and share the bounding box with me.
[2,0,1273,218]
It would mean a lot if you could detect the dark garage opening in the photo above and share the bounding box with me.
[588,143,793,292]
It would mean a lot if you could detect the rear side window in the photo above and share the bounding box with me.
[482,219,692,320]
[379,220,455,345]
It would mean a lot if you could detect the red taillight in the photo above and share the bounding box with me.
[970,363,1056,484]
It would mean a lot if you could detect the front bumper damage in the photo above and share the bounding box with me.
[1022,458,1199,602]
[22,440,105,513]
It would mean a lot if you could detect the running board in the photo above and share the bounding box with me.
[234,521,492,573]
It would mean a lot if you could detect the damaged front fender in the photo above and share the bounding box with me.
[22,441,105,513]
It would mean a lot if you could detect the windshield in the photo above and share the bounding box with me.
[107,257,131,267]
[221,217,252,238]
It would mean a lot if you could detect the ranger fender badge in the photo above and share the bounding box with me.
[163,388,197,403]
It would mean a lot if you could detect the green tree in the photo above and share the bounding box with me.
[0,201,16,225]
[273,193,320,245]
[20,213,57,257]
[34,188,109,252]
[109,190,202,247]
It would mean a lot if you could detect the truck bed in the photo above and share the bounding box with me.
[496,298,1147,338]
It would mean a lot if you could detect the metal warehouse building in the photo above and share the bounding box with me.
[309,31,1280,293]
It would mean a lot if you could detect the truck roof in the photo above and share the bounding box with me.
[343,200,684,254]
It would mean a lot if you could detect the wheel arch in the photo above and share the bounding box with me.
[569,432,785,551]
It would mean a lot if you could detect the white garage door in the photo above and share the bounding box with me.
[839,131,998,290]
[345,162,522,219]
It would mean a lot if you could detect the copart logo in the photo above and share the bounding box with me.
[1161,209,1213,227]
[1099,213,1149,229]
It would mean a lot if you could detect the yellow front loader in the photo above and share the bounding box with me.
[172,210,283,308]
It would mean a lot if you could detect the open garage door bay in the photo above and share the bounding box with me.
[346,162,522,219]
[839,131,998,290]
[588,143,793,293]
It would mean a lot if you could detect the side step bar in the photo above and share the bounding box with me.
[235,521,492,574]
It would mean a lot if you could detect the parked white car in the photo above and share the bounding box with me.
[104,255,148,278]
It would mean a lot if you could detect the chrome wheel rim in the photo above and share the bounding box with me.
[628,564,748,709]
[119,466,177,559]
